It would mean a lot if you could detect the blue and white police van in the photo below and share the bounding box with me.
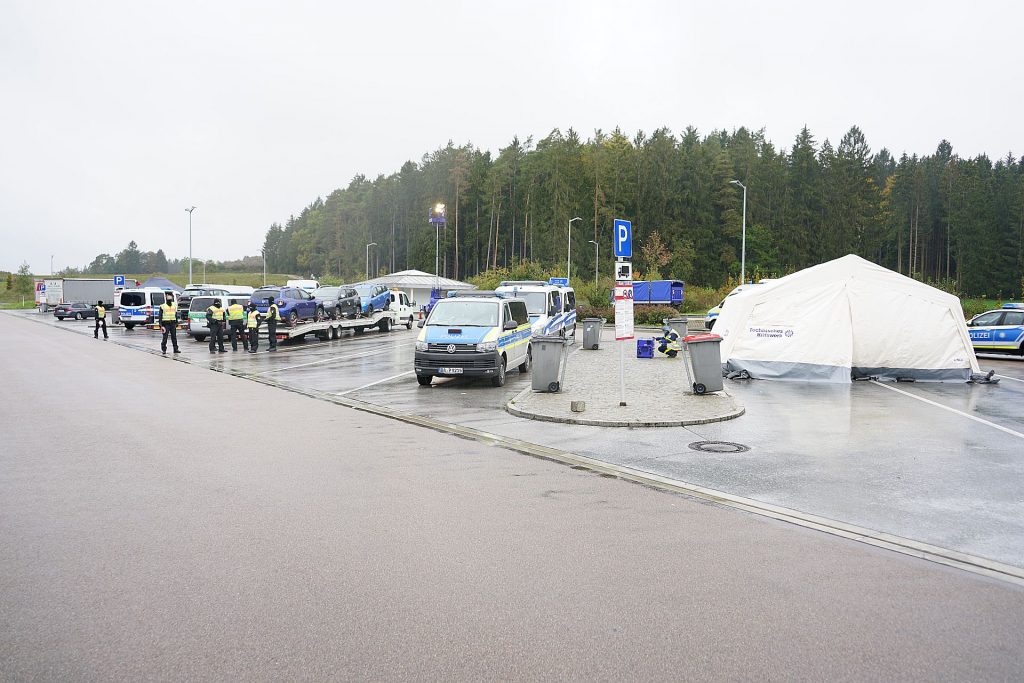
[116,287,176,330]
[414,291,532,387]
[967,303,1024,356]
[494,279,577,337]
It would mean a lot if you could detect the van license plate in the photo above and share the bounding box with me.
[440,367,463,375]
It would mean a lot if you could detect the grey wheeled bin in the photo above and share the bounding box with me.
[531,335,570,392]
[684,333,724,395]
[665,316,688,340]
[582,317,604,350]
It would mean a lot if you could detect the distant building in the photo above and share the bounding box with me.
[351,269,475,309]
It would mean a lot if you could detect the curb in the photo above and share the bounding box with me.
[505,386,745,427]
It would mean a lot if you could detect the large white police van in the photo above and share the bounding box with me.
[414,291,532,387]
[117,287,175,330]
[494,279,577,337]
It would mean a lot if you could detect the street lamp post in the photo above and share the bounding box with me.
[429,203,446,292]
[730,180,747,284]
[50,254,54,275]
[366,242,377,280]
[567,217,582,279]
[261,248,266,286]
[185,206,196,285]
[588,240,599,286]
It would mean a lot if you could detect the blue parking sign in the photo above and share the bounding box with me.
[613,219,632,258]
[114,275,125,286]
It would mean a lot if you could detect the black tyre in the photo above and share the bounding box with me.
[367,304,374,316]
[548,381,560,393]
[195,335,207,342]
[694,383,707,395]
[354,326,365,335]
[417,375,432,386]
[706,319,715,331]
[57,316,65,321]
[330,326,340,340]
[288,310,299,327]
[518,345,532,373]
[74,313,81,320]
[491,358,507,387]
[405,316,413,330]
[315,305,325,322]
[124,323,135,330]
[333,306,341,320]
[378,317,391,333]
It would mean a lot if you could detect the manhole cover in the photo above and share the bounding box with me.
[688,441,750,453]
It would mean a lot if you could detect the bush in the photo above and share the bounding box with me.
[633,305,682,326]
[577,304,613,322]
[682,285,728,313]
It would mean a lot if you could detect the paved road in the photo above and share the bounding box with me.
[3,312,1024,680]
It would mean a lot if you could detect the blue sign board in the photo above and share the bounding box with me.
[548,277,569,286]
[113,275,125,286]
[614,219,632,258]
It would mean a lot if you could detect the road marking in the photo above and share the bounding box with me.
[335,371,415,396]
[255,341,416,375]
[871,380,1024,440]
[996,374,1024,384]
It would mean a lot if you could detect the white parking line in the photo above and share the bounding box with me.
[996,374,1024,384]
[256,341,416,375]
[871,380,1024,440]
[335,371,415,396]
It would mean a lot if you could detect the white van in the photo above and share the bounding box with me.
[186,294,252,342]
[494,280,577,337]
[286,279,320,293]
[117,288,176,329]
[388,290,417,329]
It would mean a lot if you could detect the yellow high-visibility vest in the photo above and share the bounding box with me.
[160,303,177,321]
[96,305,106,318]
[227,303,245,321]
[246,311,260,328]
[207,305,225,321]
[267,304,279,321]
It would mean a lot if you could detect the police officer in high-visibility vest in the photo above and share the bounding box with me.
[159,294,180,354]
[206,300,227,353]
[265,297,279,352]
[94,300,108,340]
[226,300,248,352]
[655,325,681,358]
[246,302,261,353]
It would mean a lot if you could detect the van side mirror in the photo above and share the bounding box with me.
[548,306,558,317]
[503,320,517,330]
[417,320,425,328]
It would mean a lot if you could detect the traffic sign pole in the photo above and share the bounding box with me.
[613,219,633,408]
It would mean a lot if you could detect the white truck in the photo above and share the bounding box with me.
[39,278,122,311]
[388,290,417,329]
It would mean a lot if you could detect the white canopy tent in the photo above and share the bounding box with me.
[351,269,475,308]
[714,254,980,382]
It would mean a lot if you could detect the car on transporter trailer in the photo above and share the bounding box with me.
[250,286,325,327]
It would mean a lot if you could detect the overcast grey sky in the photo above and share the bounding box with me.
[2,0,1020,274]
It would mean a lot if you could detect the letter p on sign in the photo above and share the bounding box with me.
[613,219,632,258]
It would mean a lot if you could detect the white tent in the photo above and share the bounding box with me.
[352,269,475,308]
[714,254,980,382]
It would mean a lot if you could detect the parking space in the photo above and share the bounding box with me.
[15,310,1024,569]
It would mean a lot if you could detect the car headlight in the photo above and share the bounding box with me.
[477,341,497,352]
[415,340,428,351]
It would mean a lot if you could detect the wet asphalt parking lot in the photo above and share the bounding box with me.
[19,309,1024,570]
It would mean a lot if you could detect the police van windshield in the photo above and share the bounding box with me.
[428,301,499,327]
[120,292,145,307]
[505,291,547,315]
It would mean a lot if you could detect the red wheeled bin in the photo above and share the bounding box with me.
[683,333,724,395]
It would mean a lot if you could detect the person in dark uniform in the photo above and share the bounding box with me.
[206,300,227,353]
[159,294,180,354]
[265,297,279,352]
[94,300,108,340]
[246,302,261,353]
[655,325,681,358]
[226,300,248,352]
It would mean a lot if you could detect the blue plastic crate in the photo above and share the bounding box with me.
[636,338,654,358]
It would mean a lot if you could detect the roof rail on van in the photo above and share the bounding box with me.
[497,280,548,287]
